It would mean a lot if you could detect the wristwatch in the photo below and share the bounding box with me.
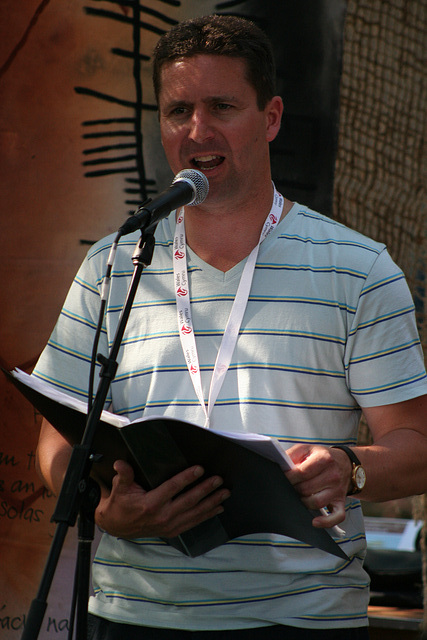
[331,445,366,495]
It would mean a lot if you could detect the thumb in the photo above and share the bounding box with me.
[312,500,346,528]
[112,459,135,489]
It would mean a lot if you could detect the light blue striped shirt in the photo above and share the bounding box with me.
[34,203,427,630]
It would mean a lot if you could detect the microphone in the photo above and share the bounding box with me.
[118,169,209,236]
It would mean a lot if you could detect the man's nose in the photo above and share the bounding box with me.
[188,109,215,143]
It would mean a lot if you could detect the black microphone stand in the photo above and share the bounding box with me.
[22,226,157,640]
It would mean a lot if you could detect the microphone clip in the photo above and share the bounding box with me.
[118,198,153,237]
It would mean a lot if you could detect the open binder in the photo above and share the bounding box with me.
[5,368,348,559]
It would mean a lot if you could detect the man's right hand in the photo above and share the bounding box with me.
[94,459,230,539]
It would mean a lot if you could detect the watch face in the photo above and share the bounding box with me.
[355,466,366,489]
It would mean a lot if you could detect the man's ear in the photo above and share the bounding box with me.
[265,96,284,143]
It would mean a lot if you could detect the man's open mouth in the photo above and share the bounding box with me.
[192,155,225,170]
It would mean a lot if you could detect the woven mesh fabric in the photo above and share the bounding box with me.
[333,0,426,349]
[334,1,426,618]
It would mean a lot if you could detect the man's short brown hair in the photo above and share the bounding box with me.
[152,14,277,110]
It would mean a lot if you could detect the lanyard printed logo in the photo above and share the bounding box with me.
[173,186,283,427]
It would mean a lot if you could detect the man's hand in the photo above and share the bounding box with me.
[284,444,352,528]
[95,460,231,539]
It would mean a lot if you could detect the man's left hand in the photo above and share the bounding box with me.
[284,444,352,528]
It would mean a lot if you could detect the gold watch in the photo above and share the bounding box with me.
[332,445,366,495]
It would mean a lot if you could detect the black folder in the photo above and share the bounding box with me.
[5,368,348,560]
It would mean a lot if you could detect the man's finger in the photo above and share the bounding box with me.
[112,459,136,488]
[311,502,346,529]
[152,465,208,502]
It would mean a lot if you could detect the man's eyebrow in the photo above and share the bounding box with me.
[162,95,239,107]
[160,99,191,112]
[206,94,237,102]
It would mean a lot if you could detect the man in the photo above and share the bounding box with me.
[34,14,427,639]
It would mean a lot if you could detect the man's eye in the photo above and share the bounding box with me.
[216,103,232,111]
[171,106,187,115]
[164,105,189,117]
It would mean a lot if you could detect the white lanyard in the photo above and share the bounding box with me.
[173,187,283,427]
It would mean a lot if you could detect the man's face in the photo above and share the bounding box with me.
[157,54,283,207]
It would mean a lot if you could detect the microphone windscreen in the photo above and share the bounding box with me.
[172,169,209,206]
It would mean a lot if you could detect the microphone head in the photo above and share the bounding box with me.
[172,169,209,206]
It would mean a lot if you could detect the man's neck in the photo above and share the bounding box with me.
[181,192,293,272]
